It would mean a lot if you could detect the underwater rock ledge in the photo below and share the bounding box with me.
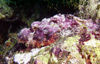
[6,14,100,64]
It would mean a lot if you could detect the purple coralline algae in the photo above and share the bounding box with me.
[18,14,80,48]
[6,14,100,64]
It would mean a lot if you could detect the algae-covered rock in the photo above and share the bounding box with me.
[79,0,100,19]
[0,0,13,19]
[80,35,100,64]
[5,14,100,64]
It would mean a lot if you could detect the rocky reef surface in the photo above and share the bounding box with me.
[5,14,100,64]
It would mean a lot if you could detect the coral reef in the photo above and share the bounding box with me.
[5,14,100,64]
[1,0,100,64]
